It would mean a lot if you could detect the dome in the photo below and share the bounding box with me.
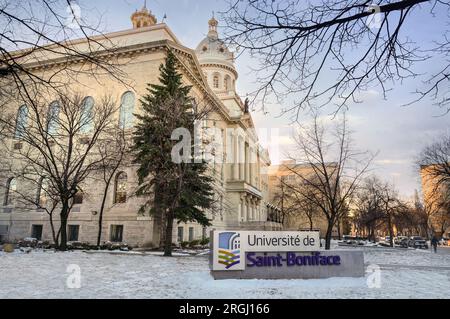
[131,4,157,28]
[195,16,235,71]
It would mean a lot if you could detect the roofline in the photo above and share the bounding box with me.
[7,23,181,59]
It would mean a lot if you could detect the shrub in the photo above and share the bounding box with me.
[200,238,210,245]
[189,240,201,247]
[180,241,190,248]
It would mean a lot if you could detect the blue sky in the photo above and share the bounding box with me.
[74,0,449,198]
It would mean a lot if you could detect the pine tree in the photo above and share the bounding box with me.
[133,50,214,256]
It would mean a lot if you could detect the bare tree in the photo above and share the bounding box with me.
[418,135,450,236]
[420,187,450,237]
[378,181,404,246]
[271,176,299,226]
[0,0,127,106]
[94,127,129,247]
[353,177,385,240]
[222,0,450,118]
[419,134,450,191]
[354,176,428,243]
[0,168,63,245]
[274,175,322,230]
[0,92,118,250]
[293,186,322,231]
[287,114,375,249]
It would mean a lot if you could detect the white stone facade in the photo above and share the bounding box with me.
[0,8,281,247]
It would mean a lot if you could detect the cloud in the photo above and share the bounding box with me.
[375,159,409,165]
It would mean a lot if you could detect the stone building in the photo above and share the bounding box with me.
[420,165,450,238]
[0,6,282,247]
[268,160,343,238]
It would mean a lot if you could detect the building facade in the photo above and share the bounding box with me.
[0,6,282,247]
[420,165,450,238]
[268,160,343,238]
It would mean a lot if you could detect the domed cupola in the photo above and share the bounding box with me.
[131,3,157,29]
[195,15,237,93]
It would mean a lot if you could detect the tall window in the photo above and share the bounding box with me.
[224,75,231,91]
[14,105,28,139]
[110,225,123,242]
[114,172,127,204]
[37,177,49,207]
[31,225,43,240]
[177,226,184,243]
[73,190,83,205]
[119,91,135,129]
[47,101,60,135]
[68,225,80,242]
[80,96,94,133]
[4,178,16,206]
[213,74,219,89]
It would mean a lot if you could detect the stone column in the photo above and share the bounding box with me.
[256,202,260,221]
[242,197,247,222]
[245,144,250,184]
[233,132,239,180]
[249,147,253,185]
[239,137,245,180]
[251,198,255,221]
[238,200,242,222]
[256,153,260,188]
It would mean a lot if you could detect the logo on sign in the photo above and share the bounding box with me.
[218,232,241,269]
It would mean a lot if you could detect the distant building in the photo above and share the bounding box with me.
[268,160,344,238]
[420,165,450,238]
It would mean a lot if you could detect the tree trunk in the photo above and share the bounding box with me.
[97,183,111,247]
[337,218,342,240]
[387,213,394,247]
[309,216,313,231]
[164,211,175,257]
[59,202,69,251]
[324,220,334,250]
[159,212,167,248]
[152,183,166,249]
[49,212,59,248]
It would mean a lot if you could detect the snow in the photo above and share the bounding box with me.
[0,247,449,299]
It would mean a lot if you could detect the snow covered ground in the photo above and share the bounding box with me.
[0,247,449,299]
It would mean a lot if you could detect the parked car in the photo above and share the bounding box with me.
[378,236,393,246]
[394,236,409,247]
[408,236,428,249]
[439,238,449,246]
[341,235,368,245]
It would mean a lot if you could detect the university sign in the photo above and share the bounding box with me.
[210,231,365,280]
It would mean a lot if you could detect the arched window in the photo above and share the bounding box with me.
[224,75,231,91]
[213,74,220,89]
[119,91,135,129]
[114,172,127,204]
[4,178,16,206]
[80,96,94,134]
[15,105,28,139]
[73,189,84,205]
[37,177,49,207]
[47,101,60,135]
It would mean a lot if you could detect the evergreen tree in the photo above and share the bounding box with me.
[133,50,214,256]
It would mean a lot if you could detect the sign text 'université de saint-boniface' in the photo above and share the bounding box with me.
[210,231,365,280]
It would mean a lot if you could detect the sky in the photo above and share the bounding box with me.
[71,0,449,198]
